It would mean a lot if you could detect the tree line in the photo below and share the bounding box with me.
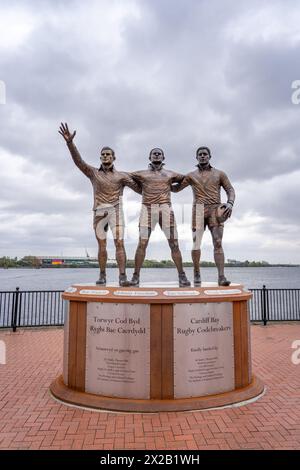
[0,256,298,268]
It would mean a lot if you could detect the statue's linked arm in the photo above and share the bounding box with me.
[171,175,190,193]
[123,172,143,194]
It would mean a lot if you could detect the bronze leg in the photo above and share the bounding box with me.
[166,227,184,274]
[94,213,109,278]
[210,225,225,278]
[97,237,107,276]
[113,235,126,275]
[133,227,151,276]
[191,204,204,280]
[111,207,127,277]
[191,228,201,275]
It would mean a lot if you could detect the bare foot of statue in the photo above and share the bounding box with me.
[179,272,191,287]
[130,273,140,286]
[96,272,106,285]
[194,271,201,286]
[218,275,231,286]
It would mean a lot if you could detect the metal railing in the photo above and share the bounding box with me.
[0,285,299,331]
[0,288,65,331]
[249,285,300,325]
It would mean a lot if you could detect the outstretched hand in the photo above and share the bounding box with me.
[58,122,76,143]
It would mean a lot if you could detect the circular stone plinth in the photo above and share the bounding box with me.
[50,374,265,413]
[53,283,263,413]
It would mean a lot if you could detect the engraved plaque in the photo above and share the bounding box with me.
[113,290,158,297]
[247,304,252,383]
[64,287,77,293]
[85,303,150,399]
[174,302,234,398]
[163,290,200,297]
[79,289,109,295]
[63,300,69,385]
[204,289,242,295]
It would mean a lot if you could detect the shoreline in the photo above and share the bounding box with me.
[0,265,299,269]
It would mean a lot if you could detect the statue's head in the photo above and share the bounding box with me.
[149,148,165,164]
[100,147,115,166]
[196,146,211,166]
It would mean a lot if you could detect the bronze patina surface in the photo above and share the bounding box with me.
[130,148,190,287]
[59,123,141,286]
[172,146,235,286]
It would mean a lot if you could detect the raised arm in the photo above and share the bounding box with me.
[171,175,190,193]
[58,122,94,178]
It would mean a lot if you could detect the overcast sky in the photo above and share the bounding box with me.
[0,0,300,263]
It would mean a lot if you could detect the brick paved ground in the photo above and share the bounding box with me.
[0,323,299,450]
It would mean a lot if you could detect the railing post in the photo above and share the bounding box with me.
[11,287,20,332]
[261,284,268,326]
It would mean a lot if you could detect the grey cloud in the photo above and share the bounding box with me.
[0,0,300,261]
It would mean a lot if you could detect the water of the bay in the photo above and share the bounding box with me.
[0,266,299,290]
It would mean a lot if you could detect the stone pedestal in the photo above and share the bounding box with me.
[50,283,264,412]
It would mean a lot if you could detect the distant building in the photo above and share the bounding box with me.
[36,256,117,267]
[227,259,243,266]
